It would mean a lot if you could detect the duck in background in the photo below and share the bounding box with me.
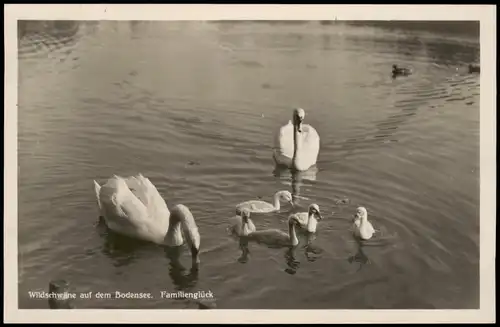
[392,64,413,77]
[468,64,480,74]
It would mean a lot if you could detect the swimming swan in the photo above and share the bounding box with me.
[244,214,303,248]
[353,207,375,240]
[228,209,256,237]
[93,174,201,267]
[235,190,294,214]
[242,204,322,248]
[273,108,320,171]
[289,203,323,233]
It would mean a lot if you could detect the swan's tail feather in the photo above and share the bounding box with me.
[93,180,102,210]
[172,204,201,268]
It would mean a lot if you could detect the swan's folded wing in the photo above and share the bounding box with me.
[124,175,152,207]
[131,174,170,221]
[303,125,320,156]
[275,122,294,158]
[368,222,376,234]
[98,183,150,234]
[237,201,273,213]
[248,229,290,246]
[116,196,150,226]
[228,216,243,231]
[114,199,161,240]
[292,212,309,228]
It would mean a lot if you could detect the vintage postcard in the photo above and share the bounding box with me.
[4,4,496,324]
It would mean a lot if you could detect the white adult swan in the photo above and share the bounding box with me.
[235,190,294,215]
[273,108,320,171]
[228,209,256,237]
[242,205,322,248]
[353,207,375,240]
[93,174,201,267]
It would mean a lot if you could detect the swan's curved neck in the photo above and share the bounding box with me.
[166,205,201,268]
[166,219,183,244]
[292,124,303,170]
[306,212,314,229]
[288,217,299,246]
[241,215,249,235]
[272,193,282,210]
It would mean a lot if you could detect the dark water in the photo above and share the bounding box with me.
[18,20,480,309]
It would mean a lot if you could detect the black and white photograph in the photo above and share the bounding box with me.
[4,4,496,324]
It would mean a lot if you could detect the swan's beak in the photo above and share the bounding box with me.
[315,211,323,221]
[296,119,304,132]
[293,116,304,132]
[191,246,200,271]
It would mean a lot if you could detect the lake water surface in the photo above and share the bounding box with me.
[18,20,480,309]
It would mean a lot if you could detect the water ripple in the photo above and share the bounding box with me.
[17,20,480,310]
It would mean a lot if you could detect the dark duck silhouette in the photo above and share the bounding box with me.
[392,64,412,77]
[468,64,480,74]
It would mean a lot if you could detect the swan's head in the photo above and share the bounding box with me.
[354,207,368,221]
[308,203,322,221]
[170,204,201,268]
[277,190,294,206]
[293,107,306,132]
[241,209,251,223]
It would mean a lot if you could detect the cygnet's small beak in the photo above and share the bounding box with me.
[315,211,323,221]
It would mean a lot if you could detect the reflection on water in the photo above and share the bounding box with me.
[18,20,480,310]
[18,21,81,58]
[284,247,300,275]
[164,247,199,291]
[97,216,198,292]
[273,165,318,206]
[235,224,323,277]
[237,238,250,264]
[18,20,80,38]
[348,238,371,271]
[97,219,145,268]
[232,218,321,276]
